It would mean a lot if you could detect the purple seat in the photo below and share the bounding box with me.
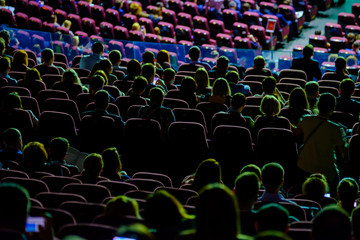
[2,177,49,198]
[15,12,29,29]
[78,0,91,18]
[0,8,15,27]
[16,0,29,14]
[183,1,199,17]
[43,22,56,33]
[97,180,138,196]
[222,9,238,30]
[175,25,193,42]
[41,4,54,22]
[139,17,154,33]
[162,9,177,25]
[99,21,114,39]
[82,17,99,36]
[177,12,193,28]
[43,98,81,126]
[193,16,209,31]
[29,17,42,31]
[158,21,175,38]
[91,4,105,25]
[67,13,82,32]
[132,172,173,187]
[59,202,105,223]
[29,0,41,18]
[61,183,111,203]
[105,8,120,26]
[36,191,86,208]
[114,26,129,40]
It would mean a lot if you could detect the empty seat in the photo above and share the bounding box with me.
[61,183,111,203]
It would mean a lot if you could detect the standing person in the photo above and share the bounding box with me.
[291,44,322,81]
[295,93,348,195]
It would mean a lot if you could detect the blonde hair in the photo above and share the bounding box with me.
[132,22,141,31]
[63,20,72,29]
[212,78,230,96]
[194,68,210,89]
[12,50,28,66]
[260,95,281,116]
[130,2,142,16]
[62,68,81,85]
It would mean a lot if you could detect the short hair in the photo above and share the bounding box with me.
[225,70,239,84]
[3,128,21,146]
[61,68,81,85]
[94,89,110,109]
[127,59,141,76]
[0,30,10,43]
[216,56,229,70]
[23,141,48,171]
[25,68,41,82]
[181,76,197,93]
[149,87,164,104]
[256,203,289,232]
[231,93,246,109]
[49,137,69,160]
[317,93,336,114]
[337,177,359,203]
[189,46,200,61]
[254,55,266,69]
[163,68,176,83]
[261,162,284,191]
[312,205,351,240]
[0,56,10,72]
[141,63,155,80]
[303,44,314,58]
[0,183,30,227]
[335,57,347,71]
[104,195,140,218]
[302,175,329,197]
[83,153,103,175]
[260,95,281,116]
[0,37,5,55]
[132,76,148,93]
[234,172,260,204]
[102,147,122,173]
[304,81,319,98]
[156,49,170,64]
[240,164,262,180]
[89,74,105,92]
[212,78,231,96]
[339,78,355,96]
[92,41,104,54]
[1,92,22,110]
[142,51,155,64]
[262,76,277,94]
[109,50,122,65]
[41,48,54,62]
[12,50,28,66]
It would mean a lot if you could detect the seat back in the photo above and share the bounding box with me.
[61,183,111,203]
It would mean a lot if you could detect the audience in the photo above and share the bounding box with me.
[79,41,104,71]
[52,68,86,100]
[194,68,211,97]
[304,81,320,114]
[260,76,285,106]
[256,203,290,233]
[35,48,64,75]
[0,57,17,85]
[0,128,23,166]
[74,153,108,184]
[123,59,142,82]
[291,44,322,81]
[208,56,230,79]
[11,50,29,72]
[101,147,129,181]
[109,49,128,75]
[225,70,251,96]
[178,46,211,72]
[245,56,272,77]
[336,78,360,122]
[204,78,231,106]
[336,177,359,215]
[227,93,254,129]
[163,68,177,91]
[18,68,45,97]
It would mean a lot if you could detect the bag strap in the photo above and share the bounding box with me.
[302,119,327,147]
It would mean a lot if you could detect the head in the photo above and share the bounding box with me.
[94,89,110,110]
[142,51,155,64]
[92,41,104,55]
[0,56,11,74]
[149,87,164,105]
[194,68,210,89]
[228,1,236,9]
[254,55,266,69]
[104,195,140,218]
[132,22,141,31]
[351,206,360,240]
[317,93,336,116]
[302,175,329,198]
[346,32,356,43]
[156,50,170,64]
[41,48,54,64]
[352,41,360,52]
[101,147,122,173]
[196,183,240,239]
[335,57,347,72]
[192,159,222,192]
[339,78,355,97]
[303,44,314,59]
[337,177,359,205]
[163,68,176,85]
[242,2,250,11]
[49,137,69,161]
[89,75,105,94]
[234,172,260,208]
[189,46,201,61]
[143,190,189,229]
[239,164,262,181]
[256,203,289,233]
[288,87,309,110]
[0,30,10,44]
[141,63,155,82]
[127,59,142,76]
[262,76,277,95]
[261,162,284,193]
[225,70,240,84]
[83,153,103,176]
[212,78,231,96]
[216,56,229,70]
[23,141,48,171]
[132,76,148,95]
[116,223,155,240]
[1,92,23,110]
[130,2,142,16]
[109,50,122,66]
[48,14,57,23]
[260,95,281,116]
[0,38,5,55]
[96,59,113,75]
[304,81,319,99]
[0,183,30,233]
[62,68,81,85]
[231,93,246,111]
[12,50,28,66]
[63,20,72,29]
[3,128,22,149]
[312,205,351,240]
[181,76,197,93]
[25,68,41,82]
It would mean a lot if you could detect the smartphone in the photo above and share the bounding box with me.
[324,193,330,198]
[26,216,45,233]
[153,77,159,85]
[113,237,137,240]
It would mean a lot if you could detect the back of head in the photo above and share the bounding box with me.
[260,95,281,116]
[231,92,246,109]
[254,56,266,69]
[189,46,200,61]
[116,223,155,240]
[127,59,141,76]
[312,205,351,240]
[141,63,155,80]
[41,48,54,63]
[163,68,176,83]
[317,93,336,115]
[156,50,170,64]
[25,68,41,82]
[288,87,309,110]
[142,51,155,64]
[335,57,347,72]
[62,68,80,85]
[302,175,329,198]
[2,92,22,110]
[240,164,262,180]
[261,162,284,192]
[92,41,104,55]
[104,195,139,218]
[132,76,148,94]
[225,70,239,84]
[194,68,209,89]
[216,56,229,70]
[196,183,239,239]
[304,81,319,98]
[262,76,277,94]
[149,87,164,105]
[0,56,10,72]
[256,203,289,232]
[339,78,355,97]
[109,50,122,65]
[23,141,48,171]
[337,177,359,203]
[212,78,230,96]
[101,147,121,173]
[83,153,103,176]
[302,44,314,59]
[94,89,110,109]
[0,38,5,55]
[3,128,22,147]
[181,76,197,93]
[97,59,112,74]
[193,159,222,191]
[13,50,28,66]
[89,74,105,93]
[49,137,69,160]
[0,183,30,231]
[0,30,10,43]
[235,172,260,204]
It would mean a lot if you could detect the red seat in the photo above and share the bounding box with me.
[279,4,305,35]
[262,14,290,42]
[144,33,160,43]
[67,13,82,32]
[139,17,154,33]
[158,21,175,38]
[303,0,318,22]
[162,9,177,26]
[233,22,249,38]
[309,34,328,48]
[222,9,238,30]
[216,33,234,48]
[209,19,228,40]
[249,25,276,50]
[324,23,343,42]
[329,36,348,53]
[29,0,41,18]
[105,8,120,26]
[177,12,193,28]
[193,16,209,31]
[29,17,42,31]
[353,3,360,24]
[338,12,357,31]
[183,1,199,17]
[129,30,144,42]
[15,12,29,29]
[122,13,137,30]
[175,25,193,42]
[168,0,183,12]
[243,10,261,26]
[91,4,105,25]
[0,8,15,27]
[54,9,67,25]
[114,26,129,40]
[82,17,99,36]
[259,1,275,14]
[345,25,360,35]
[193,29,212,46]
[77,0,91,18]
[99,21,114,39]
